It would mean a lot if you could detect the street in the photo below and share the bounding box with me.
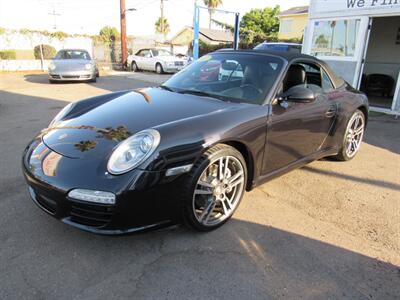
[0,72,399,299]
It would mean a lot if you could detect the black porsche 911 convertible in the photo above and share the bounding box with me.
[22,50,368,234]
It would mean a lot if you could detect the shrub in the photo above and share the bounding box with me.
[0,50,16,59]
[34,44,56,59]
[199,41,231,56]
[50,31,68,40]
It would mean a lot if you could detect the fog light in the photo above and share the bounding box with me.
[68,189,116,205]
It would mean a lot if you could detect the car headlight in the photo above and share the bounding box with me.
[84,63,93,70]
[107,129,161,175]
[48,62,56,71]
[49,102,74,127]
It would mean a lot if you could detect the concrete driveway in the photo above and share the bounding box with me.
[0,72,399,299]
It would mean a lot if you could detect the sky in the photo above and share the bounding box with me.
[0,0,310,37]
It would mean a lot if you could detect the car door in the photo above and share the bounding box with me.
[137,49,150,70]
[263,61,338,174]
[142,50,154,70]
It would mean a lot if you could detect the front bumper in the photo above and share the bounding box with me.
[22,142,182,235]
[49,70,95,81]
[163,65,185,73]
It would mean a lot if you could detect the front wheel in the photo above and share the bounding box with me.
[155,63,164,74]
[182,144,247,231]
[333,109,365,161]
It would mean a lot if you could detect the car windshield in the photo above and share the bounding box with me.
[55,50,91,60]
[152,49,172,57]
[162,53,284,105]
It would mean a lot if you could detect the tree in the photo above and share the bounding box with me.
[211,18,233,32]
[240,6,280,44]
[155,17,170,38]
[204,0,223,29]
[315,34,328,47]
[33,44,56,59]
[99,26,119,45]
[99,26,119,63]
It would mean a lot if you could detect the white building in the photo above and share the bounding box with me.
[303,0,400,115]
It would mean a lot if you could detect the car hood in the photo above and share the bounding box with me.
[42,88,242,159]
[52,59,92,70]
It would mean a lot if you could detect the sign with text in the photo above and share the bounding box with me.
[311,0,400,16]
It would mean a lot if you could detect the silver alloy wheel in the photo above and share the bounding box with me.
[192,155,245,226]
[345,112,365,158]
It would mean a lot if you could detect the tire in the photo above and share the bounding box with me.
[333,109,365,161]
[182,144,247,231]
[155,63,164,74]
[131,61,139,72]
[96,71,99,78]
[90,76,97,83]
[49,79,56,84]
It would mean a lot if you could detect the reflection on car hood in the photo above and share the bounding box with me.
[42,88,241,159]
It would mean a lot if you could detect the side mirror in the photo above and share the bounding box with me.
[280,85,316,103]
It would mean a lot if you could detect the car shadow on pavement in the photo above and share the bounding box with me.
[302,166,400,192]
[23,73,159,93]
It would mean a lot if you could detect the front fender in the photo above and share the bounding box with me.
[139,104,270,185]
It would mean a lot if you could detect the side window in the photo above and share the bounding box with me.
[301,63,323,93]
[283,62,336,95]
[321,69,335,92]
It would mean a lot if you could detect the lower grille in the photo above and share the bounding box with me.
[61,75,80,79]
[174,61,184,66]
[70,201,114,227]
[36,193,57,215]
[50,74,61,79]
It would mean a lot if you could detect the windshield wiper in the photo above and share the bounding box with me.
[177,89,225,101]
[159,85,176,92]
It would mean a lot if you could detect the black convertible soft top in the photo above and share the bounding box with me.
[214,49,346,88]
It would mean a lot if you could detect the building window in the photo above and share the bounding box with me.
[311,19,361,57]
[280,19,293,34]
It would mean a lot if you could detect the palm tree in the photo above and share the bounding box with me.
[204,0,223,29]
[155,17,170,39]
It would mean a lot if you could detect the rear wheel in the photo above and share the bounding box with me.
[131,61,139,72]
[334,109,365,161]
[156,63,164,74]
[182,144,247,231]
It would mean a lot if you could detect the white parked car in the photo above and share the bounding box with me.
[127,48,187,74]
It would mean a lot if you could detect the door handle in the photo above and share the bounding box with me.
[325,105,337,118]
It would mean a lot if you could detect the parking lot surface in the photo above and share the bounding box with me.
[0,72,399,299]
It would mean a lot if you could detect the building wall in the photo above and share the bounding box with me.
[309,0,400,18]
[278,14,308,40]
[0,32,93,56]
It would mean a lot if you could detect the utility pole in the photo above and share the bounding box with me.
[120,0,128,69]
[160,0,164,39]
[48,1,60,30]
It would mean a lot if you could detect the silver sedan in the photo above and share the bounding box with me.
[127,48,187,74]
[48,49,99,83]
